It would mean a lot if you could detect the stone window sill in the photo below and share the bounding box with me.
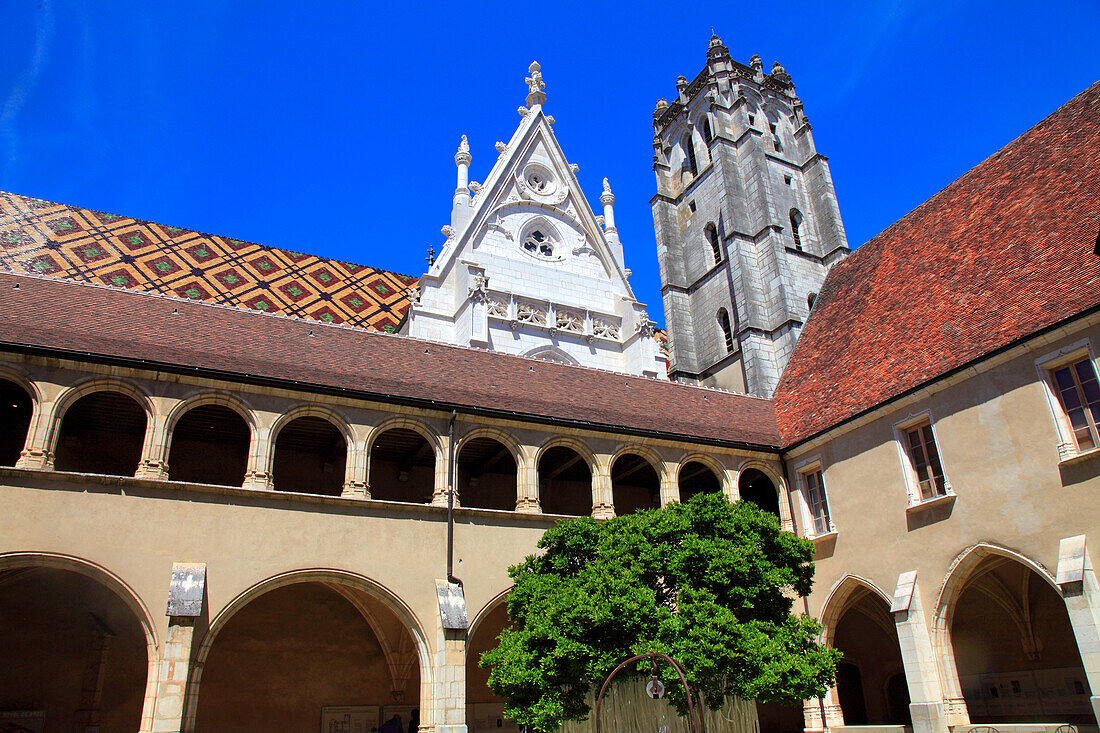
[905,491,956,514]
[1058,446,1100,468]
[808,530,838,544]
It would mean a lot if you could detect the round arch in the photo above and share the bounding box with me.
[46,377,155,456]
[161,392,257,467]
[455,427,522,468]
[269,403,356,450]
[523,346,579,365]
[365,416,443,461]
[676,453,731,500]
[183,568,433,733]
[0,551,159,730]
[931,543,1062,720]
[0,363,42,404]
[535,436,597,473]
[609,444,663,474]
[468,587,513,642]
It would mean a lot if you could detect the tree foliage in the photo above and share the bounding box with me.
[480,493,840,731]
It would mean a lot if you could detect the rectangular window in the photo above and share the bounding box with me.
[803,469,832,536]
[905,422,946,500]
[1051,357,1100,451]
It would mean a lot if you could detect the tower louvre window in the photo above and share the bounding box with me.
[790,209,804,251]
[702,117,713,145]
[704,223,721,264]
[683,133,698,177]
[717,308,734,353]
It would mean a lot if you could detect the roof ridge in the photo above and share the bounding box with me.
[4,269,761,401]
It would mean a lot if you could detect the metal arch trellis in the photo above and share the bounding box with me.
[593,652,704,733]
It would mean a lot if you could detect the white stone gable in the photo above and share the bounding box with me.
[403,63,665,379]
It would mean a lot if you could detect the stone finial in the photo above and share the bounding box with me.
[709,33,723,49]
[676,75,689,90]
[454,134,471,166]
[653,98,669,120]
[495,141,507,154]
[771,61,792,85]
[525,60,546,107]
[750,54,763,71]
[600,177,615,206]
[771,61,786,75]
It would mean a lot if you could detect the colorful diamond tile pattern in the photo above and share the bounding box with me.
[0,192,418,332]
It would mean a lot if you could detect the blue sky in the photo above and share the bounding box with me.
[2,1,1098,327]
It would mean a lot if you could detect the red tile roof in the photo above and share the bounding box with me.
[0,191,418,332]
[775,81,1100,446]
[0,272,780,448]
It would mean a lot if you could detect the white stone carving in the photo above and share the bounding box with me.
[441,225,456,239]
[495,141,508,154]
[525,61,546,107]
[556,310,583,333]
[468,273,490,302]
[408,286,421,305]
[569,163,579,173]
[469,181,482,193]
[517,302,546,325]
[455,135,471,166]
[487,297,508,318]
[592,318,620,339]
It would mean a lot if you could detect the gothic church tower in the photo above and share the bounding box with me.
[652,36,849,397]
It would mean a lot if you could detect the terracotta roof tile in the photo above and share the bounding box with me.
[0,191,418,332]
[775,81,1100,446]
[0,272,779,448]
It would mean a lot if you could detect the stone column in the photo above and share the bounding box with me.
[342,438,369,499]
[242,425,274,490]
[591,454,614,519]
[515,445,541,514]
[1056,534,1100,721]
[803,689,843,732]
[891,571,949,733]
[433,581,468,733]
[16,393,58,470]
[432,434,453,508]
[659,460,679,506]
[152,563,206,733]
[135,411,170,480]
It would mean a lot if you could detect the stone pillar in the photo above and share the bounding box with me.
[152,563,206,733]
[659,460,679,506]
[432,434,453,507]
[1056,534,1100,721]
[453,136,472,232]
[433,580,468,733]
[342,439,369,499]
[891,571,949,733]
[803,689,843,732]
[515,445,541,514]
[591,454,614,519]
[600,179,624,269]
[242,424,274,490]
[16,394,58,470]
[724,468,739,502]
[135,411,170,480]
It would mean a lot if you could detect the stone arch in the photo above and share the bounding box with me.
[365,416,444,462]
[468,587,513,642]
[47,377,155,458]
[184,568,433,733]
[164,392,256,486]
[676,453,729,503]
[455,427,522,467]
[267,404,355,495]
[0,365,39,466]
[736,459,794,530]
[518,215,565,260]
[466,587,516,732]
[818,574,894,646]
[523,345,579,365]
[0,551,159,731]
[932,542,1067,723]
[610,446,664,515]
[536,436,597,516]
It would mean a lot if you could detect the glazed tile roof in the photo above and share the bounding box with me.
[774,81,1100,446]
[0,271,780,448]
[0,191,418,332]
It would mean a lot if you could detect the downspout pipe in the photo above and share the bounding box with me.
[780,458,828,731]
[446,410,462,586]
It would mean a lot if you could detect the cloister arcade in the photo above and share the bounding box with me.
[0,370,783,521]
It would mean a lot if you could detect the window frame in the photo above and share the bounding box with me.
[892,411,953,506]
[794,457,835,539]
[1035,339,1100,461]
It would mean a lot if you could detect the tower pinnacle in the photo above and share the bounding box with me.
[525,61,546,107]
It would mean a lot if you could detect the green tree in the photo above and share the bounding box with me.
[480,492,840,731]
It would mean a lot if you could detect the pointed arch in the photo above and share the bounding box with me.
[818,574,894,646]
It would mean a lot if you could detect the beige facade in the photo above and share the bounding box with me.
[0,350,788,733]
[787,315,1100,733]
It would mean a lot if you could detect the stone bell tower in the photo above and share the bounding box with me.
[651,35,849,397]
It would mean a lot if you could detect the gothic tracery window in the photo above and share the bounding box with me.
[523,229,554,258]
